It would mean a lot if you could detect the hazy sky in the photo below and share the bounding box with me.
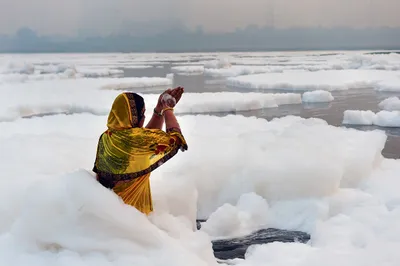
[0,0,399,36]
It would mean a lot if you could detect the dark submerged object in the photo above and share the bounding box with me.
[196,219,311,261]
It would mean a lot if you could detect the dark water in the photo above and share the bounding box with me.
[122,64,400,159]
[196,219,310,261]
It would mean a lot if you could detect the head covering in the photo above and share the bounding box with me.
[107,92,145,130]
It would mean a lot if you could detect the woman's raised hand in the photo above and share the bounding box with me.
[161,93,176,108]
[157,87,184,110]
[169,87,184,104]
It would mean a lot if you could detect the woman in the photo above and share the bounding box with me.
[93,88,188,215]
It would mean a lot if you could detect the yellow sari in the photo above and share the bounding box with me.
[93,92,188,214]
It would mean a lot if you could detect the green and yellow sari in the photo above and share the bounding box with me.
[93,92,187,214]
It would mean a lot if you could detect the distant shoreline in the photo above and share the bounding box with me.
[3,26,400,54]
[1,48,399,54]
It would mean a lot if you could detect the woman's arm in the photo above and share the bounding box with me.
[145,105,164,129]
[163,109,181,132]
[147,87,184,130]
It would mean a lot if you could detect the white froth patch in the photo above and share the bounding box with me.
[200,193,270,238]
[0,79,301,121]
[75,67,124,78]
[0,78,171,121]
[171,92,301,114]
[124,65,154,69]
[343,110,376,125]
[0,114,387,215]
[100,75,173,90]
[374,77,400,92]
[203,58,232,69]
[343,110,400,127]
[204,65,281,77]
[0,73,76,84]
[302,90,334,103]
[227,70,400,91]
[346,53,400,71]
[1,50,399,75]
[171,66,204,75]
[0,170,216,266]
[1,113,397,266]
[379,97,400,111]
[4,108,400,266]
[2,51,400,265]
[0,61,126,81]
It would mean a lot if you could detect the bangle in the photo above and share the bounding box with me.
[153,108,162,117]
[161,107,174,115]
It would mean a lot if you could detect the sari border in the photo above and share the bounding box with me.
[93,146,181,189]
[166,127,182,134]
[124,93,139,127]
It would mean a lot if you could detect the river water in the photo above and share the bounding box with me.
[122,64,400,159]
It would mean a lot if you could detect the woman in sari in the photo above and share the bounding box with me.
[93,87,188,215]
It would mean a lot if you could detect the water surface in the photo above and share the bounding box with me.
[122,64,400,159]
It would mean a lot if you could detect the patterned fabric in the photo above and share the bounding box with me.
[93,92,187,214]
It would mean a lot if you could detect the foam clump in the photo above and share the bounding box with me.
[0,112,398,265]
[124,65,153,69]
[152,115,387,218]
[200,193,270,238]
[100,76,173,90]
[0,78,302,121]
[343,110,400,127]
[0,170,216,266]
[204,65,280,78]
[0,61,125,80]
[226,69,400,92]
[375,79,400,92]
[302,90,334,103]
[166,92,302,114]
[171,66,204,75]
[378,97,400,111]
[343,110,377,125]
[204,58,232,69]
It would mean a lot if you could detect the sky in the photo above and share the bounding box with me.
[0,0,399,36]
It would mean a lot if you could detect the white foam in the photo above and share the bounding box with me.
[0,79,301,121]
[1,109,399,265]
[204,65,281,78]
[375,78,400,92]
[75,67,124,78]
[0,78,171,121]
[1,51,400,86]
[0,114,387,212]
[124,65,154,69]
[343,110,376,126]
[345,53,400,71]
[2,51,400,265]
[171,92,301,114]
[200,193,270,238]
[302,90,334,103]
[0,61,125,81]
[0,73,76,84]
[0,170,216,266]
[171,66,204,74]
[343,110,400,127]
[227,70,400,91]
[379,97,400,111]
[100,76,173,91]
[1,61,36,74]
[203,58,232,69]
